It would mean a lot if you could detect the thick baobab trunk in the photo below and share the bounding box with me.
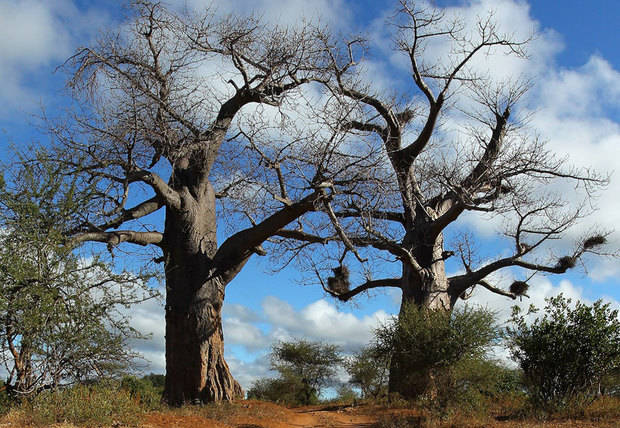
[163,270,242,405]
[387,233,454,400]
[162,181,242,405]
[401,230,453,310]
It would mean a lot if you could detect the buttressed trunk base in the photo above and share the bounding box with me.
[162,185,243,405]
[163,276,243,405]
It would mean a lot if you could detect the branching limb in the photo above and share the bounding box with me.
[316,268,402,302]
[70,230,164,248]
[323,200,367,263]
[69,196,163,234]
[128,170,181,210]
[476,279,516,299]
[214,188,329,283]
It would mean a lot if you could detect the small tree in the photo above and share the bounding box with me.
[0,160,156,397]
[271,340,343,404]
[373,304,501,403]
[506,294,620,411]
[345,347,389,399]
[248,340,343,405]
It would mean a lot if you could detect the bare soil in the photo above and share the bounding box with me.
[140,401,620,428]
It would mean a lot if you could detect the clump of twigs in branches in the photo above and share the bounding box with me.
[583,235,606,250]
[327,265,350,295]
[510,281,529,297]
[556,256,577,270]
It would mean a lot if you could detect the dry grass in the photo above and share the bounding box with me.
[1,396,618,427]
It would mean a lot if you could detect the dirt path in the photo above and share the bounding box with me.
[143,404,378,428]
[287,405,376,427]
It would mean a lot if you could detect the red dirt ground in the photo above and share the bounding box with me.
[141,401,620,428]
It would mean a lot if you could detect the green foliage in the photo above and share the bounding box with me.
[121,374,164,410]
[374,303,501,405]
[247,375,318,405]
[506,294,620,412]
[25,381,143,426]
[0,381,10,416]
[141,373,166,389]
[438,358,524,414]
[249,340,343,405]
[271,339,343,403]
[334,384,359,403]
[0,158,158,396]
[345,347,389,399]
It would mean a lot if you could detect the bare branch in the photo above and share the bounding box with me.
[70,230,164,248]
[323,277,402,302]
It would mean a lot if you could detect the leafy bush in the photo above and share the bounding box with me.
[121,374,164,410]
[374,303,501,407]
[0,381,11,415]
[334,384,359,403]
[0,159,158,397]
[506,294,620,412]
[248,339,343,405]
[247,375,317,405]
[345,347,389,399]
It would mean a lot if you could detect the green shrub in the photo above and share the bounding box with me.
[249,339,343,405]
[0,381,11,416]
[345,347,389,399]
[121,374,164,411]
[247,375,318,405]
[271,340,342,401]
[334,384,359,403]
[506,294,620,412]
[26,381,143,426]
[374,304,501,406]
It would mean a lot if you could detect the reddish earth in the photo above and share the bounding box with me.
[141,401,619,428]
[1,400,617,427]
[144,402,407,428]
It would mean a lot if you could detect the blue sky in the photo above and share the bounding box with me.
[0,0,618,390]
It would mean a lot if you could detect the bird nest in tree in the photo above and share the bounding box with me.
[510,281,529,296]
[556,256,576,270]
[327,265,350,294]
[583,235,606,249]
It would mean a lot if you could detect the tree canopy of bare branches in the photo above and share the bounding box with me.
[35,0,381,405]
[273,0,610,333]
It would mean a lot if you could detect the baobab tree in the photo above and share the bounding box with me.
[268,1,612,398]
[38,1,379,405]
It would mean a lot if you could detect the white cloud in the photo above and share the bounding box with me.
[262,296,390,352]
[0,0,112,117]
[458,275,620,327]
[226,354,272,391]
[125,289,166,374]
[0,0,69,113]
[172,0,352,29]
[127,294,390,391]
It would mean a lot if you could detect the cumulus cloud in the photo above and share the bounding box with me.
[127,294,390,390]
[125,288,166,374]
[262,297,390,352]
[172,0,352,29]
[0,0,112,118]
